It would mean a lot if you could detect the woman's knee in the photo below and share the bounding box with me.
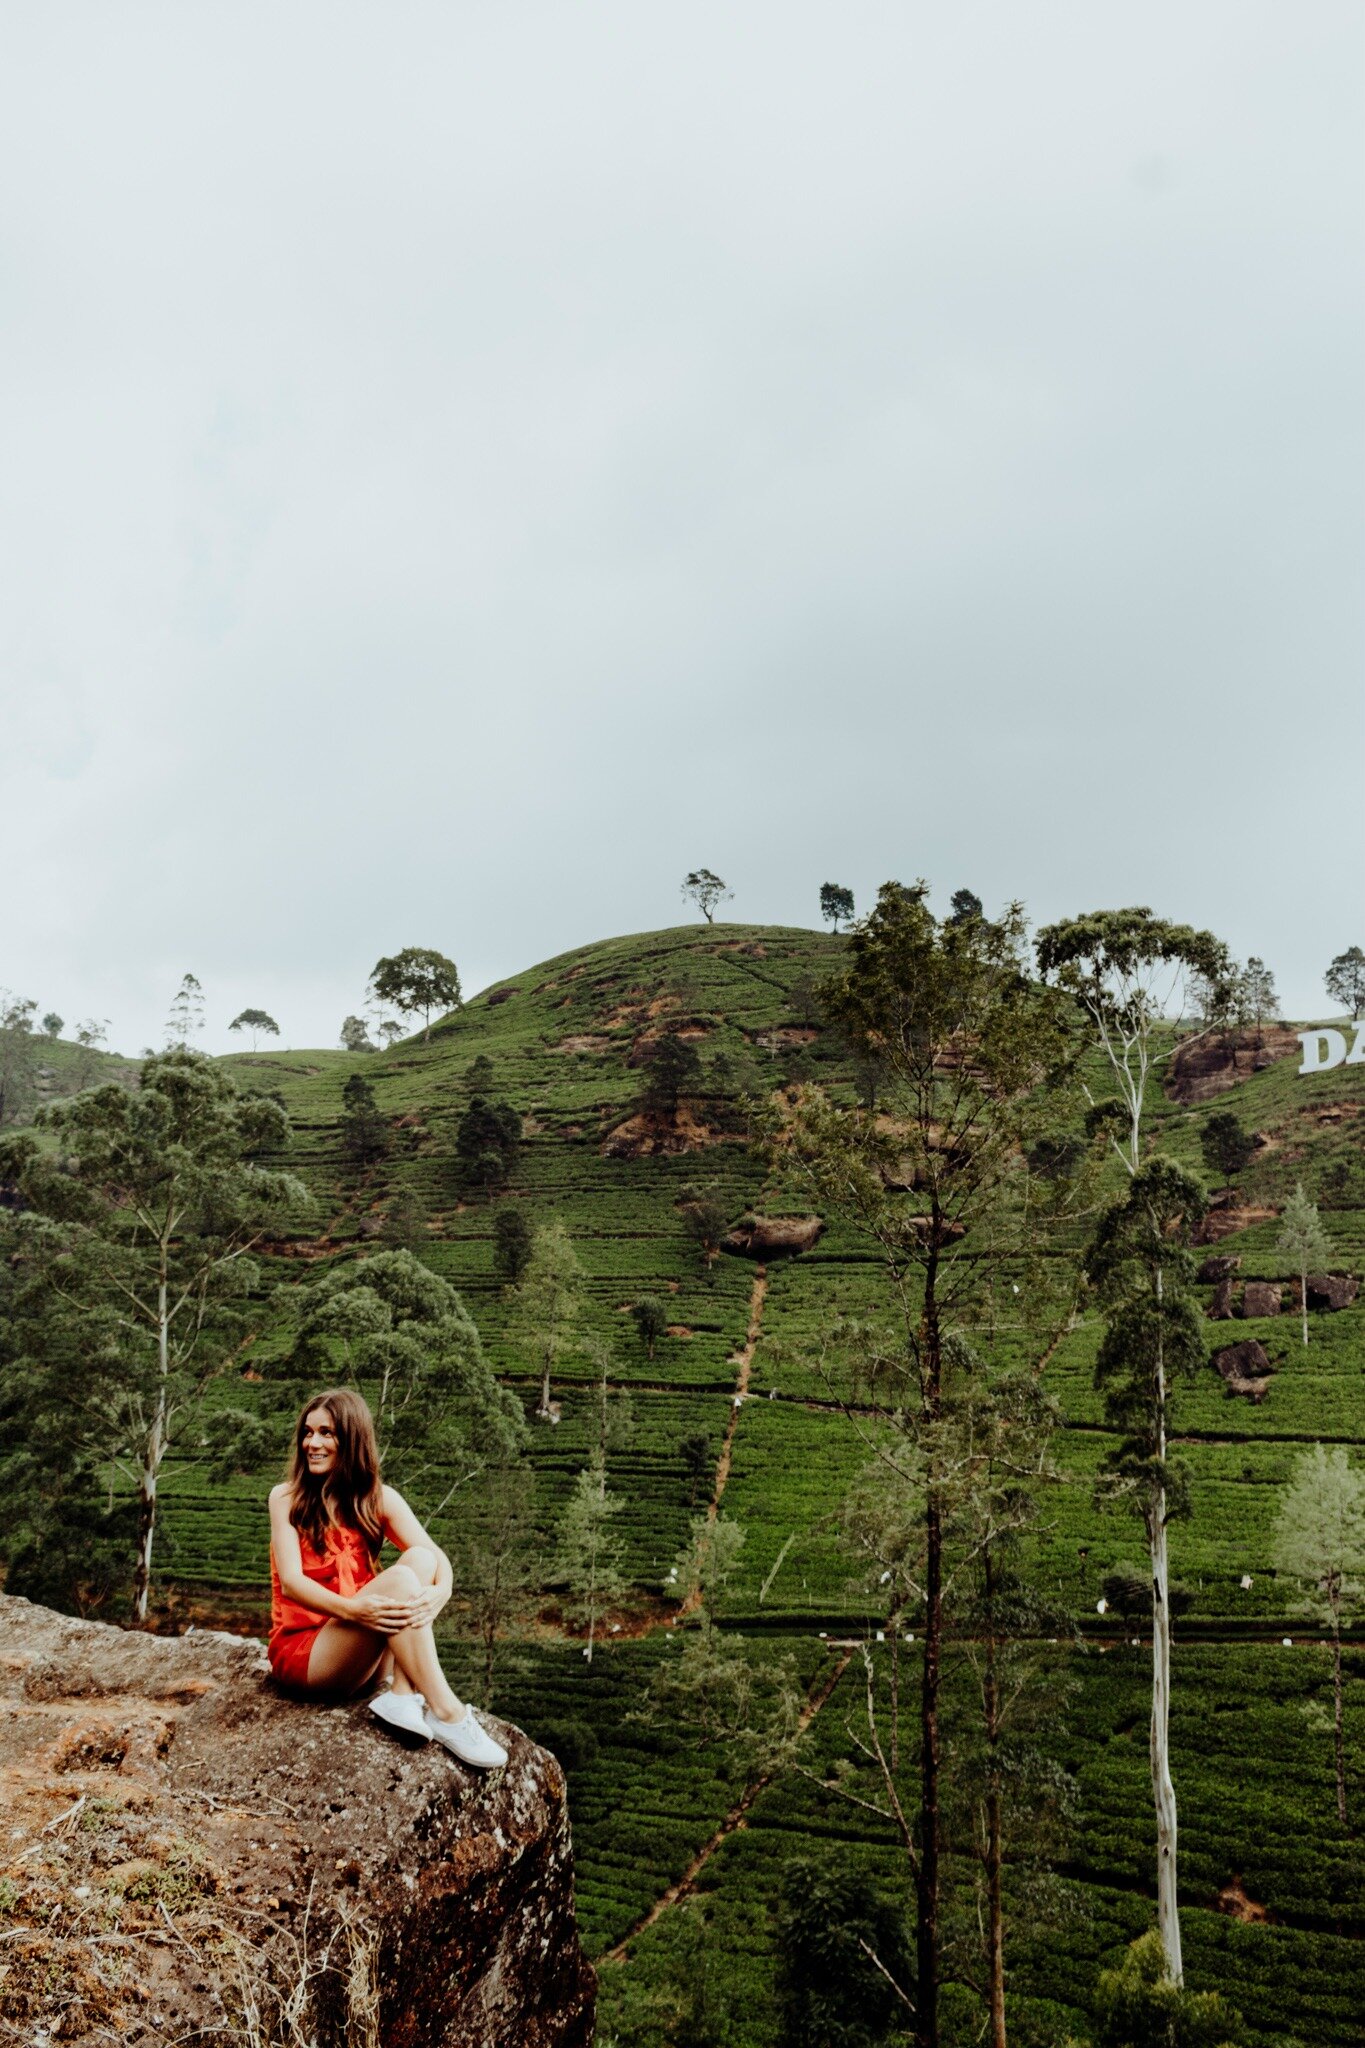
[397,1545,437,1585]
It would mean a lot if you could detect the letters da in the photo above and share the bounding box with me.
[1298,1025,1365,1075]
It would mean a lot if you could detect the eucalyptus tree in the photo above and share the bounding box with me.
[1084,1156,1207,1986]
[771,882,1080,2048]
[820,881,855,932]
[0,1050,307,1620]
[166,972,205,1047]
[340,1014,374,1053]
[277,1248,524,1514]
[1277,1184,1332,1347]
[1273,1443,1365,1825]
[0,992,38,1126]
[1034,908,1232,1990]
[1324,945,1365,1020]
[229,1008,280,1050]
[1034,907,1231,1174]
[368,946,462,1041]
[512,1218,588,1419]
[681,868,732,923]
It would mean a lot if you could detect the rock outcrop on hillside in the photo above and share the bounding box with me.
[0,1596,594,2047]
[1212,1339,1276,1403]
[1164,1023,1301,1104]
[721,1214,824,1258]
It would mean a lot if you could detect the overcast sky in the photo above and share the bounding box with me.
[3,3,1361,1053]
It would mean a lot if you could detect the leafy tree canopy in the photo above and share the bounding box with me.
[1325,944,1365,1019]
[229,1008,279,1048]
[682,869,732,923]
[819,882,855,932]
[368,947,462,1041]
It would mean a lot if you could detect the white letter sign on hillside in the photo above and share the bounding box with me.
[1298,1026,1365,1074]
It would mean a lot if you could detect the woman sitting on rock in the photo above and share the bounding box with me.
[268,1386,506,1768]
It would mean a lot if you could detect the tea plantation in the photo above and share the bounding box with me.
[143,923,1365,2044]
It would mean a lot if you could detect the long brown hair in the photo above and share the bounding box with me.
[286,1388,385,1557]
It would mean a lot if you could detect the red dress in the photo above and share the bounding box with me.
[269,1520,379,1689]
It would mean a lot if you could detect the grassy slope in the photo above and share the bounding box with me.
[149,924,1365,2045]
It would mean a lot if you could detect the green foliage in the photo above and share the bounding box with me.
[0,1049,305,1616]
[466,1053,495,1095]
[640,1032,704,1117]
[450,1451,537,1705]
[947,887,983,924]
[1199,1111,1254,1182]
[1273,1445,1365,1625]
[1277,1183,1333,1347]
[677,1184,730,1280]
[229,1008,279,1048]
[512,1219,589,1416]
[339,1014,373,1053]
[340,1070,388,1162]
[0,991,38,1127]
[1324,945,1365,1019]
[632,1294,670,1360]
[368,946,462,1041]
[166,972,205,1048]
[683,870,733,924]
[679,1430,712,1505]
[819,883,855,933]
[380,1186,428,1254]
[278,1248,524,1497]
[41,1011,62,1039]
[554,1456,630,1661]
[454,1096,522,1197]
[1092,1931,1244,2047]
[773,1855,912,2048]
[491,1205,533,1285]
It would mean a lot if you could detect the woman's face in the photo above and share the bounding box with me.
[302,1408,339,1477]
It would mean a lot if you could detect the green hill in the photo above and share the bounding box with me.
[78,927,1365,2042]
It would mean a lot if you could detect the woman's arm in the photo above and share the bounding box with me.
[268,1487,417,1632]
[382,1486,454,1625]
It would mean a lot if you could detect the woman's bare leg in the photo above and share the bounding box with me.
[304,1548,466,1719]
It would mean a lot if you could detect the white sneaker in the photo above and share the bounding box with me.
[369,1690,429,1739]
[423,1705,508,1769]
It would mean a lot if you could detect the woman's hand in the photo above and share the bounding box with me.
[347,1583,422,1635]
[406,1583,449,1631]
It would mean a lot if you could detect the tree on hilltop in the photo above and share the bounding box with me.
[682,869,732,924]
[1277,1183,1332,1348]
[1273,1443,1365,1826]
[340,1014,374,1053]
[165,973,205,1048]
[0,994,39,1127]
[1325,945,1365,1020]
[369,947,462,1042]
[41,1012,63,1040]
[1240,956,1278,1046]
[819,882,854,933]
[229,1008,279,1051]
[948,887,984,924]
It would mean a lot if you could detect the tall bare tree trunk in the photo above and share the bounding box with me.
[133,1276,170,1624]
[983,1551,1007,2048]
[916,1251,943,2048]
[1147,1263,1182,1983]
[1332,1608,1347,1827]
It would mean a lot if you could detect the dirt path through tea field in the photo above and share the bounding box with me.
[599,1642,853,1967]
[708,1268,767,1516]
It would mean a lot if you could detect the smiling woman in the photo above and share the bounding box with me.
[267,1387,508,1769]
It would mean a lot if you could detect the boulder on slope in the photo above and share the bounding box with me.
[721,1214,824,1258]
[0,1595,594,2048]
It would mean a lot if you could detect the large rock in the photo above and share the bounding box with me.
[721,1214,824,1258]
[1165,1024,1301,1104]
[1212,1340,1276,1403]
[1301,1272,1360,1312]
[1239,1281,1282,1319]
[1197,1254,1242,1284]
[0,1596,594,2048]
[1208,1278,1236,1320]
